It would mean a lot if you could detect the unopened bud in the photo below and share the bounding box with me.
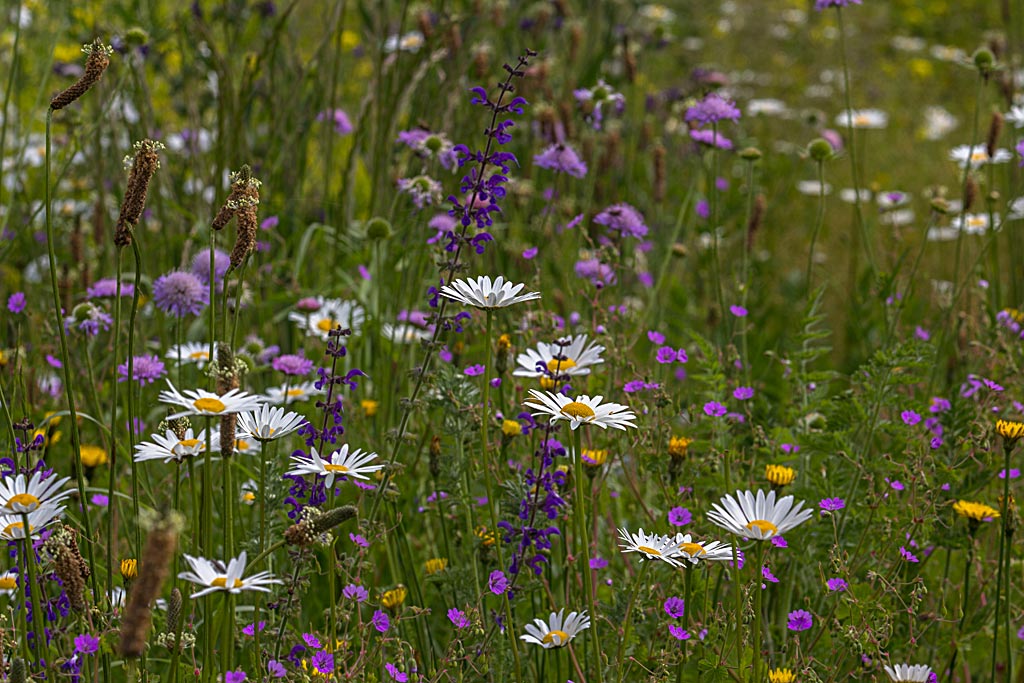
[807,138,834,162]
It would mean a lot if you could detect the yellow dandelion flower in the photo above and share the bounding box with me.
[582,449,608,467]
[668,436,692,459]
[475,526,497,547]
[497,334,512,352]
[361,399,379,417]
[953,500,1000,522]
[766,464,796,487]
[996,419,1024,444]
[769,668,796,683]
[120,558,138,580]
[79,445,108,468]
[424,558,448,575]
[381,585,407,610]
[502,420,522,438]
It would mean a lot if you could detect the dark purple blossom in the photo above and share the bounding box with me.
[664,596,685,618]
[6,292,25,314]
[372,609,390,633]
[787,609,813,631]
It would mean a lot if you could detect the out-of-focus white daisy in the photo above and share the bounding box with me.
[638,4,676,25]
[178,551,281,598]
[520,609,591,649]
[835,109,888,129]
[922,105,958,140]
[879,209,915,227]
[513,335,605,381]
[0,505,63,540]
[877,191,910,209]
[525,391,637,431]
[707,489,813,540]
[671,533,734,563]
[962,213,995,235]
[383,31,424,53]
[0,571,17,596]
[158,382,265,419]
[232,437,261,456]
[617,527,685,567]
[839,188,872,204]
[382,323,433,344]
[236,405,306,442]
[286,445,384,488]
[265,381,323,405]
[1007,196,1024,220]
[240,479,258,505]
[796,180,831,196]
[883,664,933,682]
[890,36,926,52]
[0,471,72,514]
[930,44,967,62]
[747,98,788,117]
[165,342,212,368]
[949,144,1012,168]
[287,298,365,340]
[133,428,217,463]
[1007,105,1024,128]
[439,275,541,309]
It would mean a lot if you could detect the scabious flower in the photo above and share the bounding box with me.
[690,128,733,149]
[574,257,616,287]
[397,174,443,208]
[317,108,353,135]
[152,270,209,317]
[787,609,813,631]
[117,355,167,385]
[593,203,648,239]
[573,79,625,130]
[685,92,741,125]
[191,248,231,285]
[272,354,314,376]
[533,143,588,178]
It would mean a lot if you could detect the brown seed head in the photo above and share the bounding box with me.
[115,140,164,247]
[118,512,180,658]
[50,40,113,111]
[987,112,1004,158]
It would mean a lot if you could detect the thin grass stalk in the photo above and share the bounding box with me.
[946,535,975,683]
[993,441,1014,682]
[129,240,145,555]
[0,380,19,470]
[106,249,123,604]
[752,542,766,683]
[0,0,22,230]
[806,159,827,294]
[573,428,602,683]
[22,518,49,668]
[615,561,649,683]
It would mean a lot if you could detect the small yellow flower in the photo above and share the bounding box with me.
[953,500,1000,522]
[497,334,512,352]
[668,436,692,459]
[768,668,796,683]
[241,491,256,504]
[0,350,7,367]
[582,449,608,467]
[502,420,522,438]
[424,558,448,575]
[361,399,379,418]
[381,585,407,610]
[765,464,796,487]
[120,558,138,580]
[996,419,1024,444]
[475,526,497,546]
[79,445,108,468]
[539,376,558,390]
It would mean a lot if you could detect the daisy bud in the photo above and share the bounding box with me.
[987,112,1004,158]
[50,40,113,111]
[125,27,150,47]
[671,243,688,258]
[739,146,763,161]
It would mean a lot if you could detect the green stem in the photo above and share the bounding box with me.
[946,536,975,683]
[22,521,49,667]
[615,561,649,683]
[806,160,826,294]
[751,543,766,683]
[573,428,602,683]
[993,443,1013,682]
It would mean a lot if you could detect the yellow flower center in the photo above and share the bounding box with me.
[560,401,596,419]
[0,576,16,590]
[971,150,987,162]
[546,357,577,374]
[746,519,778,536]
[323,464,349,473]
[286,388,305,397]
[679,542,706,556]
[853,114,871,127]
[1,521,29,536]
[211,577,244,589]
[178,438,202,450]
[317,318,337,333]
[243,492,256,502]
[79,445,108,467]
[542,629,570,645]
[236,440,250,451]
[637,545,661,555]
[967,216,986,228]
[189,351,209,360]
[539,377,557,390]
[193,397,226,413]
[5,493,40,509]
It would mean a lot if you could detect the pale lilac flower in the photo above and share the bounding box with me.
[533,143,588,178]
[729,305,748,317]
[117,355,167,385]
[272,354,314,376]
[685,92,741,124]
[733,387,754,400]
[593,203,648,239]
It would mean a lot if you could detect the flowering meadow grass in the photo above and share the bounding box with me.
[2,0,1024,681]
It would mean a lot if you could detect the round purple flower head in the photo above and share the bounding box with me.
[272,354,314,377]
[152,270,209,317]
[7,292,25,314]
[594,203,648,239]
[690,129,733,150]
[815,0,861,9]
[533,143,588,178]
[117,355,167,385]
[87,279,135,299]
[685,92,741,125]
[191,248,231,284]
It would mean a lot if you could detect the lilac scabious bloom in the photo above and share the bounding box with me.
[664,596,685,618]
[397,175,443,209]
[317,108,353,135]
[72,304,113,336]
[573,79,625,130]
[593,203,648,238]
[815,0,861,9]
[272,354,314,376]
[787,609,813,631]
[533,143,588,178]
[685,92,741,125]
[690,128,733,150]
[117,355,167,385]
[87,279,135,299]
[153,270,209,317]
[574,258,616,287]
[191,248,231,285]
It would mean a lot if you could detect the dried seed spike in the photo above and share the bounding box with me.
[50,40,113,111]
[114,139,164,247]
[118,512,180,658]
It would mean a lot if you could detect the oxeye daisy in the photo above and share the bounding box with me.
[287,297,365,340]
[178,551,281,598]
[513,335,605,382]
[0,570,17,596]
[265,381,324,405]
[0,505,63,540]
[520,608,591,649]
[165,342,212,368]
[158,381,265,419]
[0,471,73,514]
[286,445,384,488]
[133,428,218,463]
[835,108,888,129]
[525,390,637,431]
[381,323,432,344]
[236,405,306,442]
[439,275,541,309]
[670,533,734,563]
[883,664,934,682]
[949,144,1012,168]
[617,527,685,567]
[707,489,814,540]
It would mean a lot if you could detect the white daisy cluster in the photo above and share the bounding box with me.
[0,471,73,540]
[618,527,732,567]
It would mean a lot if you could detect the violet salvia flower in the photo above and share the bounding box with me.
[684,92,741,125]
[593,203,648,239]
[534,143,588,178]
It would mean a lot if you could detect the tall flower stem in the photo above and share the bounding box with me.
[615,561,649,683]
[946,535,975,682]
[992,441,1014,682]
[107,248,124,603]
[44,110,99,601]
[751,542,766,683]
[573,428,602,683]
[22,519,49,668]
[128,239,145,555]
[806,159,827,294]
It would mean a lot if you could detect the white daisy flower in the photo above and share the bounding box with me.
[617,527,685,567]
[383,31,424,53]
[232,437,261,456]
[158,381,265,419]
[382,323,433,344]
[707,489,813,541]
[747,98,788,117]
[879,209,915,227]
[439,275,541,309]
[1006,105,1024,128]
[836,108,888,129]
[0,571,17,596]
[0,505,63,540]
[236,405,306,442]
[949,144,1012,169]
[287,298,364,340]
[520,608,591,649]
[514,335,606,381]
[926,226,959,242]
[1007,196,1024,220]
[922,105,958,140]
[962,213,995,235]
[883,664,933,682]
[286,444,384,488]
[134,428,218,463]
[265,381,324,405]
[165,342,212,368]
[525,390,637,431]
[0,471,73,514]
[671,533,734,563]
[178,551,281,598]
[796,180,831,196]
[839,188,872,204]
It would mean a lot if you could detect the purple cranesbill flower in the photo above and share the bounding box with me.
[901,410,921,425]
[372,609,390,633]
[242,621,266,636]
[733,386,754,400]
[1000,468,1021,479]
[676,349,688,363]
[696,199,710,219]
[117,355,167,385]
[267,661,286,678]
[74,633,100,654]
[685,92,741,125]
[533,143,588,178]
[668,625,691,640]
[664,596,685,618]
[86,279,134,299]
[690,128,733,150]
[819,497,845,512]
[46,354,62,368]
[489,570,508,595]
[762,566,779,584]
[350,532,370,547]
[385,663,409,682]
[272,354,314,376]
[787,609,813,631]
[889,479,905,491]
[464,364,485,376]
[815,0,862,9]
[342,584,368,602]
[310,651,333,675]
[74,304,114,336]
[826,578,848,592]
[656,346,677,363]
[152,270,209,317]
[771,536,787,548]
[729,305,748,317]
[589,557,608,569]
[593,203,648,239]
[648,330,665,345]
[899,546,919,563]
[7,292,25,314]
[668,507,692,526]
[447,607,471,628]
[704,401,726,417]
[317,108,353,135]
[523,246,538,259]
[302,633,322,649]
[261,215,279,230]
[224,671,247,683]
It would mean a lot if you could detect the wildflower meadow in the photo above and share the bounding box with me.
[3,0,1024,681]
